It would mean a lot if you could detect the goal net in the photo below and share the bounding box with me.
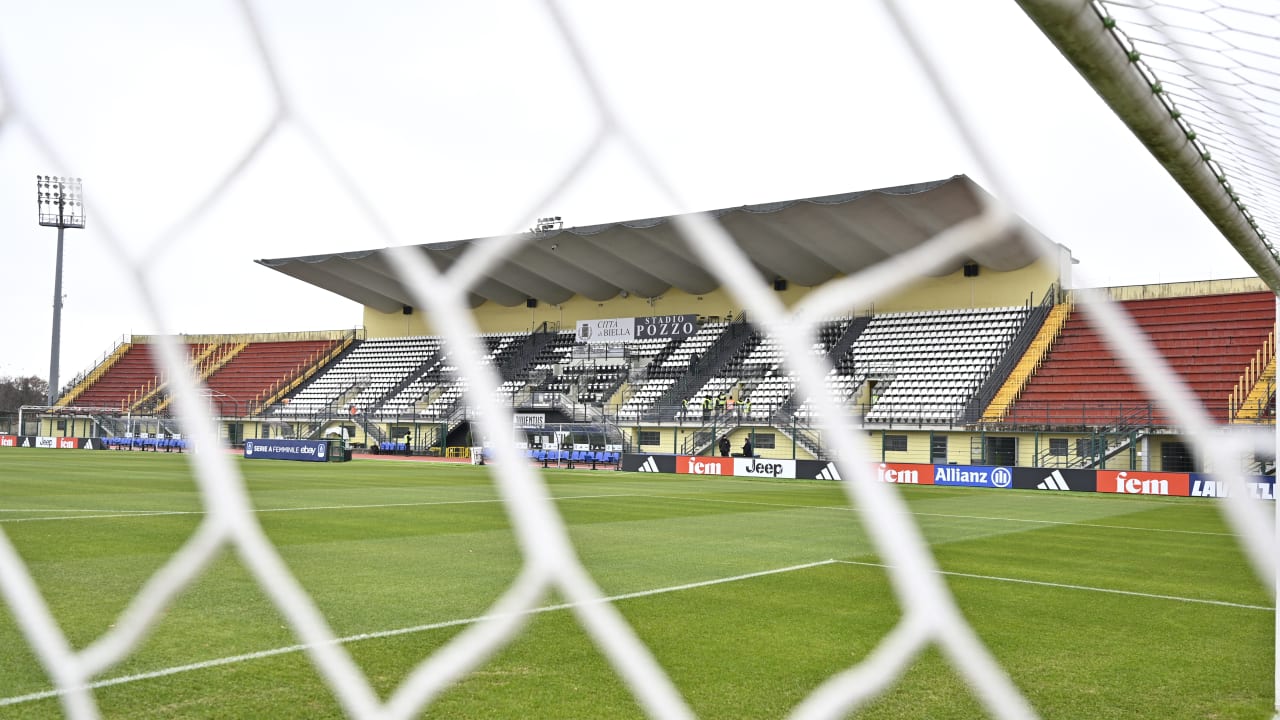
[0,1,1275,718]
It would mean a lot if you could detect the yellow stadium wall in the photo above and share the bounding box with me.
[623,424,821,461]
[37,416,97,438]
[865,429,1199,472]
[621,426,1196,471]
[363,255,1064,337]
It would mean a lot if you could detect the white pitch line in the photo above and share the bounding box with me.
[0,493,637,524]
[833,559,1272,611]
[0,559,836,708]
[0,509,163,513]
[0,511,193,523]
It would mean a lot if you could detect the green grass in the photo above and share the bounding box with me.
[0,448,1271,718]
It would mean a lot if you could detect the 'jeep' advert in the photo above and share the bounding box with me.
[733,457,796,479]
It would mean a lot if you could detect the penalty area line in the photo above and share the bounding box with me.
[0,559,837,708]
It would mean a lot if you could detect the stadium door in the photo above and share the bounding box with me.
[1160,440,1196,473]
[985,436,1016,467]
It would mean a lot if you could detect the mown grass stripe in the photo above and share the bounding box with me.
[0,494,636,524]
[0,560,836,708]
[640,494,1240,537]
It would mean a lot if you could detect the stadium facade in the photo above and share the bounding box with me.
[19,175,1275,477]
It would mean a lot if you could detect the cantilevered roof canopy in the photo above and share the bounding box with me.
[256,175,1047,312]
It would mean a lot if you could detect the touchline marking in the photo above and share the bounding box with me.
[832,560,1271,611]
[0,508,163,513]
[0,511,192,523]
[0,559,836,707]
[0,494,636,525]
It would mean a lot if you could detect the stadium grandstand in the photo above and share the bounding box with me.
[19,174,1275,475]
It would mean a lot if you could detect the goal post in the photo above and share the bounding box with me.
[1016,0,1280,288]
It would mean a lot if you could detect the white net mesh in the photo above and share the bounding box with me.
[1095,0,1280,249]
[0,1,1276,718]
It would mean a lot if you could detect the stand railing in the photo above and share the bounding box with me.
[1228,328,1276,422]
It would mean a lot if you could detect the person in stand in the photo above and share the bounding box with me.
[702,395,712,421]
[742,398,752,420]
[681,397,689,421]
[718,435,731,457]
[741,436,753,458]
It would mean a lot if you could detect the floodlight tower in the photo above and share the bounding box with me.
[36,175,86,405]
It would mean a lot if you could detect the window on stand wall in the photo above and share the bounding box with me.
[883,434,907,453]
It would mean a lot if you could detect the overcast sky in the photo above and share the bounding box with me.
[0,0,1258,383]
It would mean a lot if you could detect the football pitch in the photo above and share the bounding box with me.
[0,449,1271,719]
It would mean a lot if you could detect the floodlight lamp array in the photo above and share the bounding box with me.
[36,174,86,228]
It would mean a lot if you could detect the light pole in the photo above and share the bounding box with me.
[36,175,86,405]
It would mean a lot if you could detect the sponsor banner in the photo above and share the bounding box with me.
[1189,473,1275,500]
[79,438,103,450]
[1,436,91,450]
[1096,470,1189,497]
[677,455,732,476]
[619,454,677,473]
[875,462,935,485]
[796,459,842,480]
[243,439,330,462]
[933,464,1013,488]
[634,314,698,340]
[1011,467,1096,493]
[734,457,796,479]
[575,317,636,344]
[513,413,545,428]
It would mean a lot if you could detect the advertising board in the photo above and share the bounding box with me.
[932,464,1012,488]
[620,454,678,473]
[875,462,935,485]
[677,455,731,476]
[733,457,796,479]
[1188,473,1274,499]
[1095,470,1190,496]
[243,439,330,462]
[1010,467,1097,493]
